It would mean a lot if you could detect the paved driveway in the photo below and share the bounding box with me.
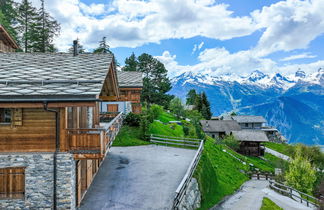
[79,145,196,210]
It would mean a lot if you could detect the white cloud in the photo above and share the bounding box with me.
[252,0,324,56]
[156,48,324,78]
[280,53,317,62]
[79,3,106,16]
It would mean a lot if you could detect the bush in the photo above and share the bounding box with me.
[149,104,163,120]
[183,126,189,136]
[222,135,240,151]
[124,112,141,126]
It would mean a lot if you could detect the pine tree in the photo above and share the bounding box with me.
[93,37,111,54]
[186,89,197,105]
[123,52,138,71]
[0,0,18,41]
[200,92,212,120]
[35,0,60,52]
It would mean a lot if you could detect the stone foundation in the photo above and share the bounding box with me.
[178,178,201,210]
[0,153,76,210]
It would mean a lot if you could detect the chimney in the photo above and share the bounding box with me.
[73,40,78,56]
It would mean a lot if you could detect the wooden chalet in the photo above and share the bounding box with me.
[101,71,143,115]
[200,120,241,139]
[231,130,269,156]
[0,52,122,208]
[231,115,266,129]
[0,25,19,52]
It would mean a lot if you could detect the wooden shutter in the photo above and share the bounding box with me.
[0,167,25,199]
[107,104,118,112]
[12,108,23,126]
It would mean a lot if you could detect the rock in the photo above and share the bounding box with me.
[178,178,201,210]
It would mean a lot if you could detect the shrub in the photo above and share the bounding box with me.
[124,112,141,126]
[183,126,189,136]
[149,104,163,120]
[222,135,240,151]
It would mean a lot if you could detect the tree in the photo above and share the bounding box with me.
[93,37,111,54]
[285,154,316,194]
[68,38,85,54]
[123,52,138,71]
[33,0,60,52]
[186,89,198,105]
[0,0,18,41]
[138,53,173,107]
[169,98,184,119]
[16,0,39,52]
[200,92,212,120]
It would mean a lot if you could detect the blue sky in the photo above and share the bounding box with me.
[37,0,324,77]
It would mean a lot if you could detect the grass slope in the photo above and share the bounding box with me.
[194,137,249,209]
[157,111,177,123]
[260,197,283,210]
[264,142,292,156]
[113,125,150,147]
[149,121,184,137]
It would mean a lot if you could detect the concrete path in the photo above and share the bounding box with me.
[79,145,196,210]
[215,180,314,210]
[265,147,291,161]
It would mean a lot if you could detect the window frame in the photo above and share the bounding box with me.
[0,108,12,125]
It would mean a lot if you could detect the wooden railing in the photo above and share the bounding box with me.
[66,112,123,155]
[269,180,320,208]
[250,171,274,180]
[150,135,202,148]
[172,140,204,209]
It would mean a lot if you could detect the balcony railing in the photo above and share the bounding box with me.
[66,112,123,156]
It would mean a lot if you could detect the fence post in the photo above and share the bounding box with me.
[290,189,292,199]
[257,173,259,180]
[266,173,268,180]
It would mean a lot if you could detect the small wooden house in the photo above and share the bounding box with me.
[0,25,19,52]
[102,71,143,115]
[200,120,241,139]
[231,130,269,156]
[0,52,122,209]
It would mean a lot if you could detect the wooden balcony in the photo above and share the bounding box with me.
[66,112,123,159]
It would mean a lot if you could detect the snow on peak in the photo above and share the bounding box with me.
[295,69,306,78]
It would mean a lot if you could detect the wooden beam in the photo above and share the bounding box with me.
[73,154,104,160]
[0,102,96,108]
[120,88,143,91]
[99,96,118,101]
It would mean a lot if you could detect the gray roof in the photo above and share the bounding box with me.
[231,115,266,123]
[231,130,269,142]
[0,53,114,101]
[117,71,143,88]
[200,120,241,133]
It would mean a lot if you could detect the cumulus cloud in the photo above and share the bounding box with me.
[252,0,324,56]
[280,53,317,62]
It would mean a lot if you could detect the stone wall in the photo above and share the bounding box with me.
[0,152,76,210]
[178,178,201,210]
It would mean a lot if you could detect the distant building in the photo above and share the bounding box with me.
[231,130,269,156]
[231,115,266,129]
[0,25,19,52]
[200,120,241,139]
[101,71,143,115]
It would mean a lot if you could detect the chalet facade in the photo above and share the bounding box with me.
[231,130,269,156]
[101,71,143,115]
[0,25,19,52]
[0,53,122,209]
[200,120,241,139]
[231,115,266,129]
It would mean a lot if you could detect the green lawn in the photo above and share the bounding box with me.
[260,197,283,210]
[157,111,177,123]
[195,137,249,209]
[225,147,275,173]
[264,142,292,156]
[113,125,151,146]
[149,121,184,137]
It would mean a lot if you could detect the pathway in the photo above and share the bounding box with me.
[79,145,196,210]
[214,180,314,210]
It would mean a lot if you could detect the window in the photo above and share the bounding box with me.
[245,123,248,127]
[107,104,118,113]
[0,167,25,199]
[0,108,11,124]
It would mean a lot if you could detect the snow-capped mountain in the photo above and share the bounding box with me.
[169,69,324,145]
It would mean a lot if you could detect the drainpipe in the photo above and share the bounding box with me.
[43,102,59,210]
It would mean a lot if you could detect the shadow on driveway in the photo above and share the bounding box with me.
[80,145,196,210]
